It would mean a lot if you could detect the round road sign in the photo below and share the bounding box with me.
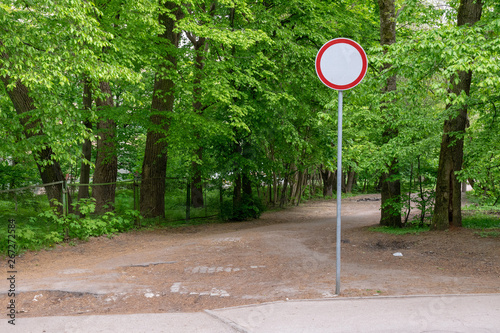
[315,38,368,91]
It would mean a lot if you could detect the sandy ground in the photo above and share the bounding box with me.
[2,194,499,317]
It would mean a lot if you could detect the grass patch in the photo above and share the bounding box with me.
[463,212,500,238]
[462,213,500,229]
[463,204,500,213]
[369,224,430,235]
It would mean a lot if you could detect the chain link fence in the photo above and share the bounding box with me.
[0,178,228,254]
[1,178,224,223]
[0,181,64,218]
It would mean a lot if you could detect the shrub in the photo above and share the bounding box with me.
[220,194,265,221]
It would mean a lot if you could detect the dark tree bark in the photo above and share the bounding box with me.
[279,174,289,208]
[293,168,308,206]
[139,3,183,218]
[233,174,242,211]
[432,0,483,230]
[292,169,303,206]
[35,147,67,211]
[378,0,401,227]
[1,48,67,211]
[92,81,117,214]
[242,173,252,198]
[380,158,401,226]
[320,165,335,197]
[78,77,93,201]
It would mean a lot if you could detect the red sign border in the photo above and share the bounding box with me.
[315,38,368,91]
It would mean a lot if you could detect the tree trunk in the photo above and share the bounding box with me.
[380,158,402,227]
[242,172,252,197]
[295,169,308,206]
[432,0,483,230]
[292,169,303,206]
[191,148,204,208]
[468,178,475,191]
[35,147,67,210]
[140,2,183,218]
[233,174,242,211]
[0,55,67,212]
[404,163,414,224]
[289,164,298,204]
[279,165,291,208]
[310,171,317,197]
[418,156,427,225]
[93,81,117,214]
[345,169,356,193]
[341,171,347,193]
[378,0,401,227]
[279,175,289,208]
[78,78,93,201]
[188,35,207,209]
[272,171,278,205]
[320,166,335,197]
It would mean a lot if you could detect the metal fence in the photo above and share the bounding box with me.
[0,178,224,224]
[0,181,64,217]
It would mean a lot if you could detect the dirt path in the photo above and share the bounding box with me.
[3,194,499,317]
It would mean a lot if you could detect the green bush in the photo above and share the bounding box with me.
[0,198,140,255]
[40,198,137,240]
[220,194,265,221]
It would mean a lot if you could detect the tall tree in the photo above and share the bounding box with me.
[1,42,68,211]
[92,81,118,213]
[0,0,121,212]
[184,2,215,208]
[0,71,67,210]
[432,0,483,230]
[140,2,184,218]
[378,0,401,227]
[78,77,93,201]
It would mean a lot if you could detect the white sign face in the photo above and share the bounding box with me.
[315,38,368,91]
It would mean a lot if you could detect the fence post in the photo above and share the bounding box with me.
[186,179,191,221]
[133,179,141,227]
[133,179,137,211]
[62,182,67,216]
[66,182,69,215]
[62,182,69,240]
[219,178,223,217]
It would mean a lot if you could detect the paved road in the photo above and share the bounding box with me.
[2,294,499,332]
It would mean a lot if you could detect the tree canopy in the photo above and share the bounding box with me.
[1,0,499,227]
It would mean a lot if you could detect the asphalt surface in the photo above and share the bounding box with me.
[2,294,499,332]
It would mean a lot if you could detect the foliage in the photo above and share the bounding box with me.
[462,213,500,230]
[462,194,500,237]
[0,196,139,255]
[1,0,500,237]
[220,194,265,221]
[37,198,137,240]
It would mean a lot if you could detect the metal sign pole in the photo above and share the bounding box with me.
[315,38,367,297]
[336,90,343,295]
